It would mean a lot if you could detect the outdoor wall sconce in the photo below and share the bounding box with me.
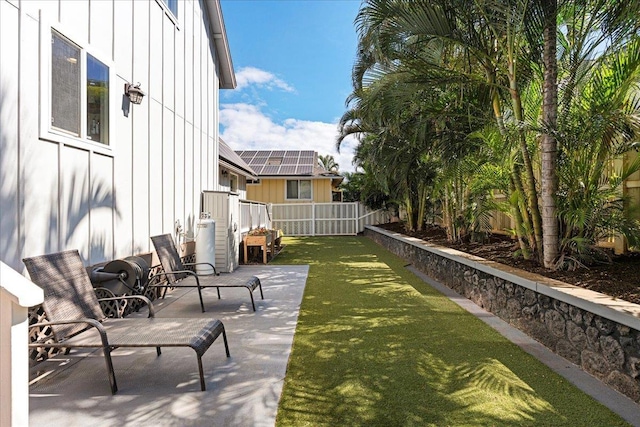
[221,170,229,177]
[124,83,145,105]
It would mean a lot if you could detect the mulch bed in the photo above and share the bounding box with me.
[376,222,640,305]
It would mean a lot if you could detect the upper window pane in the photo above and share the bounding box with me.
[87,55,109,145]
[51,31,80,135]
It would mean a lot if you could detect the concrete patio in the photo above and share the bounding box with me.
[27,265,308,427]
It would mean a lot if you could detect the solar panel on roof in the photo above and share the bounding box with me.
[284,151,299,158]
[262,165,279,174]
[296,165,313,174]
[299,157,314,164]
[280,165,297,174]
[251,156,269,164]
[282,157,297,164]
[301,151,314,156]
[271,150,285,156]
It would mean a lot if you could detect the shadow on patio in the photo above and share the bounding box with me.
[28,265,308,427]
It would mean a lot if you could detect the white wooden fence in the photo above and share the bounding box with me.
[270,202,390,236]
[239,200,272,233]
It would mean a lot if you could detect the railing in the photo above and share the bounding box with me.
[1,262,44,426]
[239,200,271,233]
[270,202,390,236]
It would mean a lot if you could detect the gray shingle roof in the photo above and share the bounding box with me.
[219,139,257,177]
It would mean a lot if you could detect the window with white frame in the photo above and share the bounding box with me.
[47,29,111,146]
[286,179,312,200]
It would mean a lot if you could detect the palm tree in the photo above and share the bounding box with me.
[343,0,640,265]
[318,154,339,172]
[540,0,559,268]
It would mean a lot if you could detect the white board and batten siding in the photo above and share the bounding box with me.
[0,0,228,271]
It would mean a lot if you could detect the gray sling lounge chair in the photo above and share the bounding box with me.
[150,234,263,312]
[23,250,230,394]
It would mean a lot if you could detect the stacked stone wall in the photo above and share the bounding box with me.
[365,227,640,402]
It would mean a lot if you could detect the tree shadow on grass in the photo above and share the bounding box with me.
[274,236,628,426]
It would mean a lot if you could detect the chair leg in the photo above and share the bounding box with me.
[249,290,256,311]
[258,283,264,299]
[103,346,118,394]
[222,327,231,357]
[216,287,221,299]
[197,355,206,391]
[197,287,205,312]
[156,347,162,356]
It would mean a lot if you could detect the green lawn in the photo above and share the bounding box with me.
[272,236,629,427]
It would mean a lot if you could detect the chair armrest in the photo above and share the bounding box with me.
[98,295,155,317]
[149,270,201,287]
[29,319,110,346]
[183,262,219,276]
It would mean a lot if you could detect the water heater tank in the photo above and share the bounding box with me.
[195,216,216,274]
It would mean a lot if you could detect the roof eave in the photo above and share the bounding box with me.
[206,0,236,89]
[220,160,257,179]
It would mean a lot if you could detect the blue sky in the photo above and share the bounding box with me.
[219,0,362,172]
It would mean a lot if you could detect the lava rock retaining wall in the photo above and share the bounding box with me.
[365,225,640,402]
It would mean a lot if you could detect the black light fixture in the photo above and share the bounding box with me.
[124,83,145,105]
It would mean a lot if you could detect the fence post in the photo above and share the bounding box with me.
[312,202,316,236]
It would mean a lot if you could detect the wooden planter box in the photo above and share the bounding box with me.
[243,233,274,264]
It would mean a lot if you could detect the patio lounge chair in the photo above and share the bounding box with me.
[150,234,263,312]
[23,250,230,394]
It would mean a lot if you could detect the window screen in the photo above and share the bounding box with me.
[299,180,312,199]
[51,31,80,135]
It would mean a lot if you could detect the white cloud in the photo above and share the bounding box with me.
[235,67,295,92]
[220,103,357,173]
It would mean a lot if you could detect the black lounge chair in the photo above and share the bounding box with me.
[23,249,230,394]
[150,234,263,312]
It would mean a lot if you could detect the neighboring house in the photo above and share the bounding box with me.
[236,150,344,204]
[0,0,236,271]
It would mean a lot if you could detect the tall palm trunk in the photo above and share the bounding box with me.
[541,0,559,268]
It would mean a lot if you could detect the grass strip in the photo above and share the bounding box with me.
[272,236,629,427]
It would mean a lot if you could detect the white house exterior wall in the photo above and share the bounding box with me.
[0,0,223,271]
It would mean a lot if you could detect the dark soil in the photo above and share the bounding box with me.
[377,222,640,305]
